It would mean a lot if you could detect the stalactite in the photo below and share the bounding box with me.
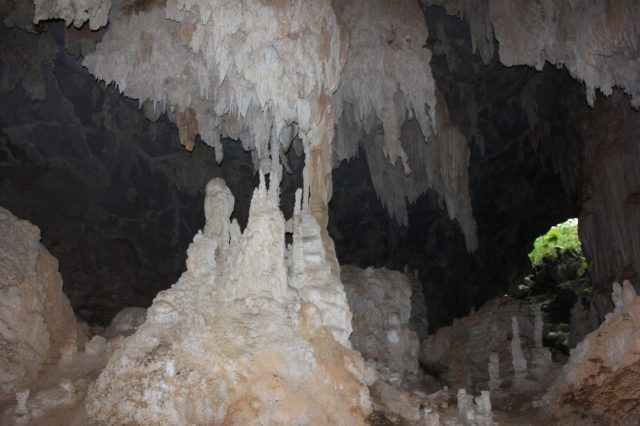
[34,0,111,30]
[421,0,495,64]
[424,0,640,108]
[32,0,481,253]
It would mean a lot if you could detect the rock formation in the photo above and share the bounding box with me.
[342,265,420,377]
[547,280,640,423]
[421,297,556,394]
[580,92,640,298]
[331,0,479,250]
[425,0,640,108]
[32,0,479,253]
[34,0,111,30]
[1,0,638,424]
[509,316,528,388]
[85,175,371,424]
[0,206,85,402]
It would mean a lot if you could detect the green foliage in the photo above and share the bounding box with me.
[529,218,588,277]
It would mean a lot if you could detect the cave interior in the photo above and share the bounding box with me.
[1,0,640,424]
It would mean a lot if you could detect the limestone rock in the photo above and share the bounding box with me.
[289,190,354,347]
[548,280,640,423]
[76,0,345,164]
[85,177,370,424]
[0,24,57,101]
[422,0,495,64]
[569,300,598,349]
[580,93,640,293]
[408,268,429,340]
[489,0,640,108]
[32,0,480,252]
[333,0,478,249]
[457,388,494,426]
[33,0,111,30]
[342,265,419,376]
[333,0,437,171]
[1,0,36,32]
[421,297,556,393]
[425,0,640,107]
[0,206,85,402]
[103,307,147,339]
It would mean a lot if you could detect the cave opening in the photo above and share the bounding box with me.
[1,0,640,424]
[510,218,592,356]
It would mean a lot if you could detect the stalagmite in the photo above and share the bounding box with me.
[510,316,527,387]
[408,268,429,340]
[488,353,500,392]
[421,298,534,391]
[84,176,371,424]
[457,388,494,426]
[534,308,543,349]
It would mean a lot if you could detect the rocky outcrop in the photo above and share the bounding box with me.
[0,206,85,401]
[342,266,420,377]
[421,297,556,394]
[85,175,371,424]
[548,280,640,424]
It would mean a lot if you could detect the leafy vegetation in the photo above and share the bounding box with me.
[514,218,592,355]
[528,218,588,277]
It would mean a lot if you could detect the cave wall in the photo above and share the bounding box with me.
[580,91,640,316]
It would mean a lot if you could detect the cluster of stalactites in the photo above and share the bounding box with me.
[333,0,438,174]
[331,0,477,250]
[33,0,111,30]
[423,0,640,108]
[72,0,345,171]
[337,98,478,251]
[32,0,480,249]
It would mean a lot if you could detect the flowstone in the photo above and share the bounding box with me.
[85,176,370,425]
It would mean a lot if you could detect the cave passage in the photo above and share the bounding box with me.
[2,0,640,424]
